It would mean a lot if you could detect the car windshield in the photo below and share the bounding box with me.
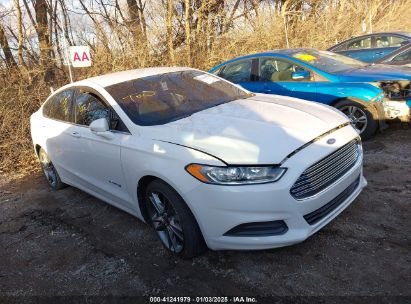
[291,50,368,73]
[105,70,252,126]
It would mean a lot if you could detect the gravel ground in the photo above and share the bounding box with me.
[0,124,410,301]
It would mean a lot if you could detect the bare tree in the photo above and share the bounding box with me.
[13,0,25,67]
[167,0,175,64]
[0,21,18,69]
[34,0,54,81]
[184,0,191,65]
[126,0,147,48]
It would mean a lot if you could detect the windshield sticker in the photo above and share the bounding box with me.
[194,74,220,84]
[294,53,317,62]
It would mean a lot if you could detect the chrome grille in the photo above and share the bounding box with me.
[290,139,361,200]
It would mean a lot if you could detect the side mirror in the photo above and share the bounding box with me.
[89,118,114,140]
[292,70,310,80]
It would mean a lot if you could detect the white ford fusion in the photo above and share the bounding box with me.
[31,67,366,257]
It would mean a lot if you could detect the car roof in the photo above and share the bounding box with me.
[341,31,411,40]
[328,32,411,50]
[216,48,317,62]
[261,48,316,55]
[75,67,196,87]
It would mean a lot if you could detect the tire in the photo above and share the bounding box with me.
[144,179,207,258]
[38,148,67,190]
[334,99,378,141]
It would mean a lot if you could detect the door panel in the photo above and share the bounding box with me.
[41,89,79,181]
[371,47,398,61]
[339,49,376,62]
[43,118,80,182]
[70,90,133,208]
[74,126,131,206]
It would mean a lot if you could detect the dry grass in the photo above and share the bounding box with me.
[1,0,410,175]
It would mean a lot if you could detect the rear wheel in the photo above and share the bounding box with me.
[334,100,378,140]
[38,148,66,190]
[144,179,206,258]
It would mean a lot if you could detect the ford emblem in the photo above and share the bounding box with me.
[327,138,336,145]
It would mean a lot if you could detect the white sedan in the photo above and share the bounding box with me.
[30,67,366,257]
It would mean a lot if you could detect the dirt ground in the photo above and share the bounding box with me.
[0,124,410,301]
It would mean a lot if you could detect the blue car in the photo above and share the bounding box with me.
[209,49,411,139]
[328,32,411,63]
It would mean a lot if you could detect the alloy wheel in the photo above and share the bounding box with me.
[147,191,184,253]
[339,105,368,134]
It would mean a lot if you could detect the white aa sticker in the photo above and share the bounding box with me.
[69,46,92,67]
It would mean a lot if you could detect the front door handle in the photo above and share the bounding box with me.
[70,131,81,138]
[375,51,384,55]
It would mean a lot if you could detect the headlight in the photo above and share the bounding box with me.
[185,164,287,185]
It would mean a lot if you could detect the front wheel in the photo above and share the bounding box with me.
[334,100,378,140]
[144,179,206,258]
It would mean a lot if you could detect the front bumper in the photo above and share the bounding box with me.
[184,125,365,250]
[383,99,411,122]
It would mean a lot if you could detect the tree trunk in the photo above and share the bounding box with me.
[0,22,18,69]
[14,0,25,67]
[126,0,147,47]
[166,0,175,64]
[184,0,191,65]
[34,0,54,81]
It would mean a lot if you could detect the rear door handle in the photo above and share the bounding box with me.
[70,131,81,138]
[375,51,384,55]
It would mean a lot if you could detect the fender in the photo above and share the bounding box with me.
[333,97,388,131]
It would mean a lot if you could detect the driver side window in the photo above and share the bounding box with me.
[74,92,110,127]
[259,57,311,82]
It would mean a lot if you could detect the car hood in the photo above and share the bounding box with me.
[144,95,349,165]
[335,64,411,81]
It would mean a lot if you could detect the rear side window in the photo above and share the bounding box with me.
[347,37,372,50]
[74,92,110,126]
[219,60,252,82]
[43,90,74,122]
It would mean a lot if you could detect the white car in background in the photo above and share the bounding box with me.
[30,67,366,257]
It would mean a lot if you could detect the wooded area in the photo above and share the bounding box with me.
[0,0,410,81]
[0,0,410,173]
